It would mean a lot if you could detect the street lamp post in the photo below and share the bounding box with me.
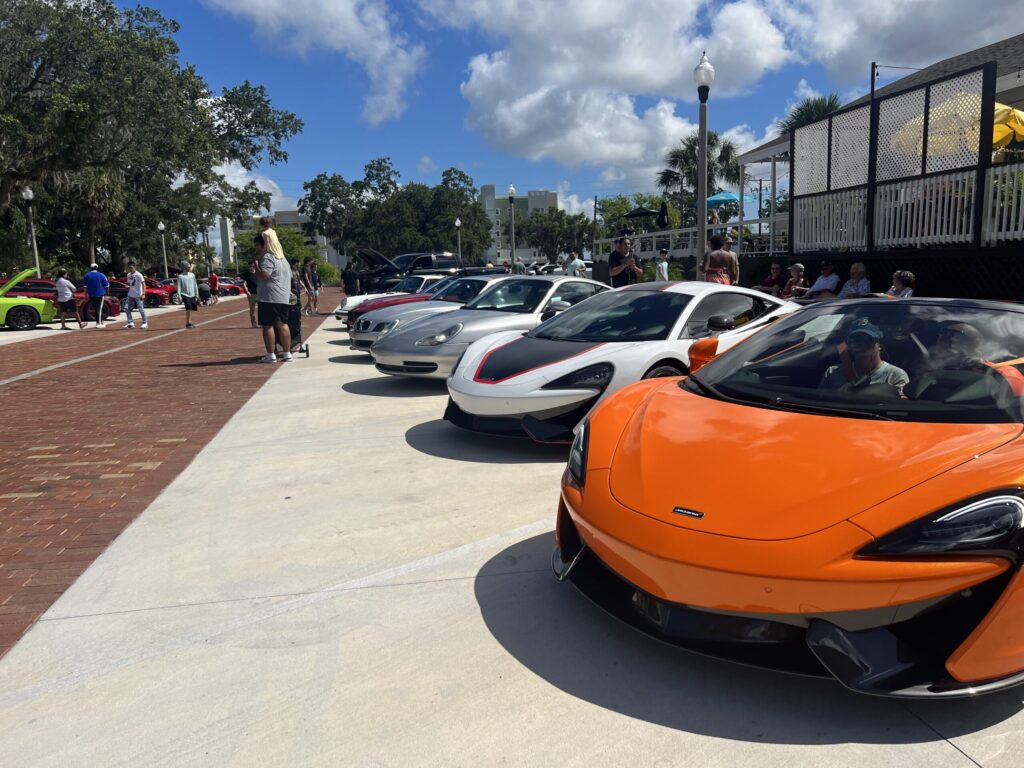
[507,184,516,270]
[455,217,462,264]
[21,187,41,277]
[157,221,169,278]
[694,52,715,271]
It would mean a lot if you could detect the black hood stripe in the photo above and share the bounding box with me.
[473,336,604,384]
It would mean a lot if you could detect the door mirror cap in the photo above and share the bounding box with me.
[689,338,720,373]
[707,314,735,332]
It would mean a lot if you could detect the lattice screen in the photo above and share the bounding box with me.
[925,69,984,174]
[829,106,870,189]
[876,89,927,182]
[793,120,829,195]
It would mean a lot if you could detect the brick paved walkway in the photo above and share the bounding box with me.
[0,298,330,656]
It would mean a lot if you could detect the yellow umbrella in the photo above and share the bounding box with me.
[993,102,1024,148]
[890,95,1024,155]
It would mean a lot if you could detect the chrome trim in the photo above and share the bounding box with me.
[673,507,705,519]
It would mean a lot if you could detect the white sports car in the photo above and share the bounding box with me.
[445,282,800,442]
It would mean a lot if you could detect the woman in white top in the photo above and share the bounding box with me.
[54,269,84,329]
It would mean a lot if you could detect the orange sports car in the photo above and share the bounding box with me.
[554,298,1024,698]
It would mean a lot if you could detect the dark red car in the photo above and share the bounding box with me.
[344,276,460,330]
[0,277,120,321]
[108,278,171,307]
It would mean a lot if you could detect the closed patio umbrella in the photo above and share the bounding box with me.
[891,95,1024,155]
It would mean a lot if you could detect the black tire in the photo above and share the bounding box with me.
[81,302,95,322]
[170,292,182,305]
[145,294,161,308]
[7,305,39,331]
[642,362,686,379]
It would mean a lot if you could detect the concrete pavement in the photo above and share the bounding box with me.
[1,315,1023,766]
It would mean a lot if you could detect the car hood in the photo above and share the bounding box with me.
[0,268,37,298]
[354,246,400,272]
[363,301,464,325]
[378,308,540,348]
[463,334,635,385]
[354,294,430,315]
[608,384,1022,540]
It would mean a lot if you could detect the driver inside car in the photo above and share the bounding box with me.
[819,319,909,397]
[931,322,987,371]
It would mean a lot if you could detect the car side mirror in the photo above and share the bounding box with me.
[688,337,720,373]
[707,314,735,333]
[540,300,571,321]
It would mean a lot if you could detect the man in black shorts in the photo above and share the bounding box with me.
[254,233,293,362]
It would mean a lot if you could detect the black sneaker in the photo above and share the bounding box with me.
[186,323,195,329]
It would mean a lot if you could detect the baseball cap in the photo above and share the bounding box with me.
[90,263,99,269]
[789,262,805,272]
[820,260,833,268]
[847,318,882,342]
[659,247,669,254]
[725,236,734,244]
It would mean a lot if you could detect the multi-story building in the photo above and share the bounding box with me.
[478,185,558,264]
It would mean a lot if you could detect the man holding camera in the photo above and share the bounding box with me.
[608,237,643,288]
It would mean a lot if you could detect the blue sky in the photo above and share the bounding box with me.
[130,0,1015,218]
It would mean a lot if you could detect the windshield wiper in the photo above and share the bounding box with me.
[767,397,894,421]
[683,373,751,406]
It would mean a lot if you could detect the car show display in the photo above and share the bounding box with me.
[0,269,57,330]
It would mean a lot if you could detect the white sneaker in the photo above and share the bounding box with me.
[260,353,277,363]
[124,323,134,329]
[97,322,106,328]
[281,352,293,362]
[141,323,148,329]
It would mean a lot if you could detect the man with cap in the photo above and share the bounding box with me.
[782,263,807,298]
[793,261,840,299]
[655,248,670,281]
[82,263,109,327]
[819,319,909,396]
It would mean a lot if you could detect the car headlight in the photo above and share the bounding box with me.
[416,323,463,346]
[376,319,400,339]
[340,297,348,308]
[543,363,614,390]
[859,493,1024,558]
[567,419,589,489]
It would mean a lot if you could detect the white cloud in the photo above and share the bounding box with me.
[793,78,821,102]
[202,0,426,124]
[416,155,437,173]
[764,0,1016,86]
[556,182,595,218]
[216,162,296,213]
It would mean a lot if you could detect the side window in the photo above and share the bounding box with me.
[411,256,432,271]
[552,281,600,307]
[683,293,760,338]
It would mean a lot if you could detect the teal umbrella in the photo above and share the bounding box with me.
[706,191,756,205]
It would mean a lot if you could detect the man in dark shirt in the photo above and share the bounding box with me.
[242,261,259,327]
[608,238,642,288]
[342,264,360,295]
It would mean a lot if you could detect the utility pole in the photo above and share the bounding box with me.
[757,179,764,236]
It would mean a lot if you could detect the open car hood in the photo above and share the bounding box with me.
[0,268,37,298]
[609,384,1022,540]
[354,247,400,272]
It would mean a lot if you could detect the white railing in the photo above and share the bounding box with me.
[874,170,975,248]
[983,161,1024,244]
[591,216,789,261]
[793,188,868,253]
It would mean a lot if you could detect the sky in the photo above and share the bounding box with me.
[129,0,1019,220]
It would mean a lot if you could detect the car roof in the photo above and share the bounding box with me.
[616,281,764,298]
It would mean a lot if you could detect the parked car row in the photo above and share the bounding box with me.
[343,279,1024,699]
[0,272,121,326]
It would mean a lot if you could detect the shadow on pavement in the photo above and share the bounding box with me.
[163,356,262,367]
[406,419,568,464]
[328,354,373,365]
[322,327,349,333]
[343,377,446,398]
[475,532,1024,744]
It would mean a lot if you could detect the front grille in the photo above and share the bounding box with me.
[376,362,438,375]
[352,339,373,350]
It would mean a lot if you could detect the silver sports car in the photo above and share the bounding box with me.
[349,274,511,352]
[370,275,608,379]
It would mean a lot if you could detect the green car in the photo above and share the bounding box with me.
[0,268,57,330]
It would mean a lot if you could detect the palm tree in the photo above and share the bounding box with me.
[778,94,842,135]
[657,131,746,226]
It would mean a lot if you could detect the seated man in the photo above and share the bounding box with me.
[754,262,787,297]
[837,262,872,299]
[792,261,839,299]
[820,319,909,396]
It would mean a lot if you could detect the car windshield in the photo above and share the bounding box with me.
[428,278,489,304]
[424,276,457,294]
[690,301,1024,424]
[465,279,551,314]
[531,289,692,341]
[392,276,424,293]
